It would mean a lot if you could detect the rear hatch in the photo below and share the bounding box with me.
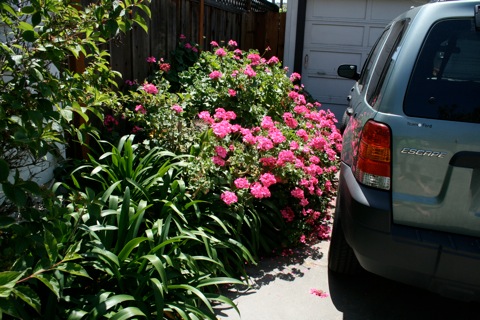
[391,17,480,237]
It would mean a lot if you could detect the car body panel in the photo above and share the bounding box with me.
[333,0,480,300]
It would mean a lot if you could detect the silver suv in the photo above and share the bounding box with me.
[328,0,480,301]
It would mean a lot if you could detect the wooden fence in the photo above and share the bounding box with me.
[106,0,285,85]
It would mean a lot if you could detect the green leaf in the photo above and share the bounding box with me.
[2,183,27,207]
[0,271,23,298]
[196,277,244,288]
[114,187,131,253]
[64,241,83,262]
[18,21,34,31]
[0,3,16,15]
[12,285,41,313]
[117,237,150,262]
[44,229,58,265]
[33,272,60,298]
[133,12,148,33]
[140,255,167,286]
[22,30,38,42]
[0,159,9,181]
[20,5,35,14]
[149,278,165,318]
[88,293,135,319]
[110,307,147,320]
[204,293,241,316]
[0,216,16,229]
[55,262,91,279]
[167,284,214,314]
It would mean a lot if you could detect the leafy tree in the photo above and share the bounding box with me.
[0,0,150,208]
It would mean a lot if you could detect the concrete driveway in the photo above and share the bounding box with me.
[214,239,480,320]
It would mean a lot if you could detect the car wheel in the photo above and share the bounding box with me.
[328,215,362,275]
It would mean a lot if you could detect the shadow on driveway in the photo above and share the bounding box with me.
[329,270,480,320]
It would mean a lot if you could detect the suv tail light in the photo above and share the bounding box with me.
[353,120,391,190]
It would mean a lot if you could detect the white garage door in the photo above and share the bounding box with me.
[301,0,428,113]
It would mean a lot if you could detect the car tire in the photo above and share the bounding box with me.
[328,215,362,275]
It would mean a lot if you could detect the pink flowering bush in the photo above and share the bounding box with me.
[177,41,342,252]
[177,41,301,128]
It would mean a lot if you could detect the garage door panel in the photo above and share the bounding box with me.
[303,77,355,105]
[305,50,363,76]
[307,24,365,47]
[368,26,385,46]
[371,0,420,21]
[309,0,368,20]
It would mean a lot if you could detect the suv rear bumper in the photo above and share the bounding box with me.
[338,162,480,301]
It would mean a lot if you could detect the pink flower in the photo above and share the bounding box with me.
[290,72,301,82]
[283,112,298,129]
[146,56,156,63]
[228,39,238,47]
[221,191,238,205]
[300,234,307,244]
[171,104,183,113]
[290,141,299,151]
[198,111,214,124]
[185,43,192,49]
[215,146,228,158]
[294,105,309,114]
[125,79,136,86]
[309,137,326,150]
[179,34,186,40]
[104,114,118,131]
[261,116,275,130]
[233,49,243,56]
[256,136,274,151]
[288,91,299,100]
[135,104,146,114]
[310,288,329,298]
[291,187,305,199]
[300,198,309,207]
[212,120,232,138]
[214,108,236,120]
[250,182,271,199]
[247,53,261,65]
[210,40,219,47]
[267,56,280,65]
[143,83,158,94]
[260,157,276,167]
[234,177,250,189]
[228,89,237,97]
[159,62,171,72]
[231,70,239,77]
[296,129,309,142]
[212,156,225,166]
[268,129,286,144]
[209,70,222,80]
[277,150,296,165]
[259,173,276,188]
[309,155,320,164]
[243,65,256,78]
[215,48,227,57]
[131,125,142,133]
[281,207,295,222]
[192,47,198,53]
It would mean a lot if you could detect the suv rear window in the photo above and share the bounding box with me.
[404,19,480,123]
